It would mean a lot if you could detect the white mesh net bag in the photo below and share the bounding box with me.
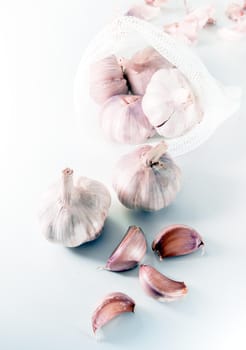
[74,16,241,157]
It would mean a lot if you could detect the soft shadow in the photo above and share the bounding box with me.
[66,218,123,264]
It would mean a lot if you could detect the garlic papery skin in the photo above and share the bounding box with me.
[112,142,181,211]
[105,226,147,272]
[120,47,172,96]
[152,224,204,259]
[90,55,128,104]
[39,168,111,248]
[126,4,161,21]
[100,95,155,144]
[142,68,203,138]
[139,265,188,302]
[92,292,135,333]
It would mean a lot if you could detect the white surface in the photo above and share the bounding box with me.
[0,1,246,349]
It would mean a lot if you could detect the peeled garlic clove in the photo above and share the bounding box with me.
[90,55,128,104]
[126,4,160,21]
[105,226,147,272]
[152,224,204,259]
[92,292,135,333]
[142,68,203,138]
[139,265,188,302]
[121,47,172,95]
[100,95,155,144]
[113,142,181,211]
[39,168,111,247]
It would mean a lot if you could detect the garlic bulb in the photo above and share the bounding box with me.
[139,265,188,302]
[152,224,204,259]
[90,55,128,104]
[120,47,172,95]
[100,95,155,144]
[92,292,135,333]
[39,168,111,247]
[113,142,181,211]
[142,68,203,138]
[105,226,147,272]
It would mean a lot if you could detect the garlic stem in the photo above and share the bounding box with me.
[143,142,168,167]
[62,168,74,205]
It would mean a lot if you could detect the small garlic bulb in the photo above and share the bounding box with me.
[113,142,181,211]
[39,168,111,247]
[142,68,203,138]
[100,95,155,144]
[120,47,172,96]
[90,55,128,104]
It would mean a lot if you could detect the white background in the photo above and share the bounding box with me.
[0,0,246,349]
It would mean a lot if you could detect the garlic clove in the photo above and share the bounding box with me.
[90,55,128,104]
[145,0,168,7]
[39,168,111,247]
[105,226,147,272]
[113,142,181,211]
[126,4,160,21]
[92,292,135,333]
[100,95,155,144]
[142,68,203,138]
[226,3,245,21]
[152,224,204,259]
[139,265,188,302]
[120,47,172,95]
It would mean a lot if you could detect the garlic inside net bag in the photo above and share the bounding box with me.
[74,16,241,157]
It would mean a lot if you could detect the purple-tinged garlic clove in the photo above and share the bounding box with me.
[100,95,155,144]
[152,224,204,259]
[92,292,135,333]
[126,4,160,21]
[120,47,172,96]
[105,226,147,272]
[89,55,128,104]
[112,142,181,211]
[226,3,245,22]
[145,0,168,7]
[39,168,111,247]
[142,68,203,138]
[139,265,188,302]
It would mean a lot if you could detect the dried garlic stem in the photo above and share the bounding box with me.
[62,168,74,205]
[143,142,168,167]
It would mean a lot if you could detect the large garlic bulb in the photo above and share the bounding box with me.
[39,168,111,247]
[100,95,155,144]
[113,142,181,211]
[142,68,203,138]
[90,55,128,104]
[120,47,172,95]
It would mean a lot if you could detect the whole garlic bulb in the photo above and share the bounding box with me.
[100,95,155,144]
[39,168,111,247]
[90,55,128,104]
[142,68,203,138]
[120,47,172,96]
[113,142,181,211]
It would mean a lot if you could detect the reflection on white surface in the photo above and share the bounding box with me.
[0,0,246,349]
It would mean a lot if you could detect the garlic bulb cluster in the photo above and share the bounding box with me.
[142,68,203,138]
[113,142,181,211]
[120,47,173,96]
[39,168,111,247]
[100,95,155,144]
[90,55,128,104]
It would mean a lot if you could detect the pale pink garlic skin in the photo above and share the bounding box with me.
[219,17,246,40]
[152,224,204,259]
[139,265,188,302]
[90,55,128,104]
[164,5,216,44]
[100,95,155,144]
[145,0,168,7]
[142,68,203,139]
[113,143,181,211]
[126,4,160,20]
[92,292,135,333]
[105,226,147,272]
[120,47,173,95]
[226,3,245,21]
